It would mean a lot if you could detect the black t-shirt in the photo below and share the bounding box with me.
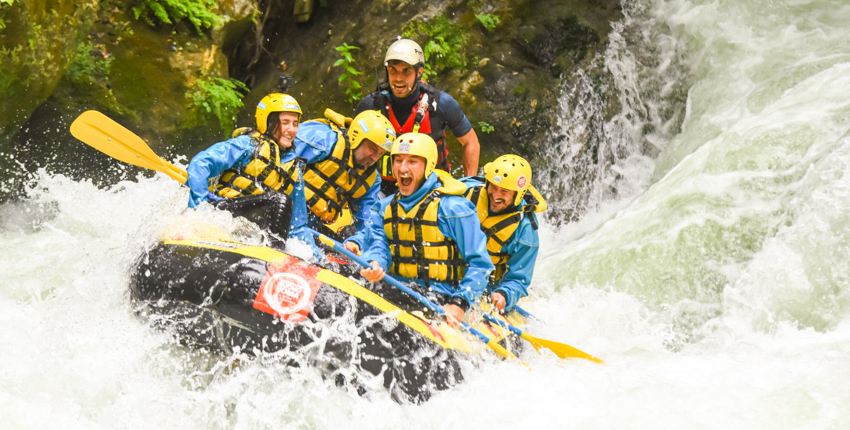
[355,85,473,171]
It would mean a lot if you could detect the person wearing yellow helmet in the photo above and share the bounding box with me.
[355,38,481,196]
[352,133,493,327]
[290,109,396,241]
[185,86,309,249]
[460,154,548,313]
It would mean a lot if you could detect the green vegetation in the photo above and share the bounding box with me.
[332,43,364,104]
[67,41,113,82]
[0,10,66,93]
[0,0,13,29]
[478,121,495,133]
[476,13,500,31]
[403,15,467,81]
[186,77,249,133]
[131,0,223,35]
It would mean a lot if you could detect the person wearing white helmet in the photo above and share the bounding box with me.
[186,83,311,249]
[353,133,493,327]
[355,38,481,196]
[460,154,548,313]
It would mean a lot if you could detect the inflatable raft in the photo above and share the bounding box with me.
[129,224,522,403]
[69,110,600,401]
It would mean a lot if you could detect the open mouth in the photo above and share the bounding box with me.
[398,176,413,188]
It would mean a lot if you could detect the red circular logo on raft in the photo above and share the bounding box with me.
[516,175,527,190]
[263,272,311,316]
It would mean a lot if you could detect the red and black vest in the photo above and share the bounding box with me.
[373,82,447,180]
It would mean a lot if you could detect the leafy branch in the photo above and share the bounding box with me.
[333,42,363,104]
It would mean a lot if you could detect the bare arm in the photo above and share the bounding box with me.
[456,129,480,176]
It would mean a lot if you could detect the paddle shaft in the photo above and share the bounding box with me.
[512,305,534,319]
[482,313,603,363]
[313,232,519,359]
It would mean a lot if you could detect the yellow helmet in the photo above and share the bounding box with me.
[391,133,438,177]
[347,110,396,150]
[384,38,425,67]
[484,154,533,206]
[255,93,302,134]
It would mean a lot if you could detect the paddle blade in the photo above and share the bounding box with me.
[521,332,604,363]
[70,110,188,184]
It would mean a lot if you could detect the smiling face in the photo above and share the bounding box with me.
[386,60,422,99]
[352,139,387,169]
[486,182,517,214]
[393,153,427,196]
[274,112,299,148]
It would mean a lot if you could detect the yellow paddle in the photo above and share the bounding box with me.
[483,314,603,363]
[69,110,188,184]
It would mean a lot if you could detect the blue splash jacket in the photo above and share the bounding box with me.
[459,177,540,312]
[292,121,382,233]
[359,173,494,307]
[185,134,314,248]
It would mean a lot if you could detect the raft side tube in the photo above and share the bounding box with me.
[129,239,468,402]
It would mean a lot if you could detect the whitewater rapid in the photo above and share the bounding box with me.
[3,0,850,428]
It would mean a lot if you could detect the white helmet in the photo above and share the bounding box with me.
[384,38,425,67]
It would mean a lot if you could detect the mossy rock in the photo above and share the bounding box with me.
[1,0,623,200]
[0,0,99,139]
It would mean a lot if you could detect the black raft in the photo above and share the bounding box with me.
[128,195,479,403]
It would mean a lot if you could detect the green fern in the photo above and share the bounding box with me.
[402,15,466,81]
[0,0,12,28]
[186,77,248,132]
[132,0,222,34]
[332,43,364,104]
[476,14,500,31]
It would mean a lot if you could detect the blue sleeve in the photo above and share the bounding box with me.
[274,150,323,259]
[345,229,366,249]
[360,198,391,270]
[346,199,381,249]
[438,92,473,138]
[186,135,255,208]
[438,196,494,306]
[349,173,382,232]
[494,216,540,311]
[292,122,335,164]
[459,176,483,189]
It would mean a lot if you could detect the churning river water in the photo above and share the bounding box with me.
[2,0,849,428]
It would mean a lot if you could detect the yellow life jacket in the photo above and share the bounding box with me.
[214,131,301,199]
[464,182,542,282]
[301,113,377,223]
[383,172,469,286]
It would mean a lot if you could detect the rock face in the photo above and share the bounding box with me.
[229,0,621,173]
[0,0,621,199]
[0,0,97,138]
